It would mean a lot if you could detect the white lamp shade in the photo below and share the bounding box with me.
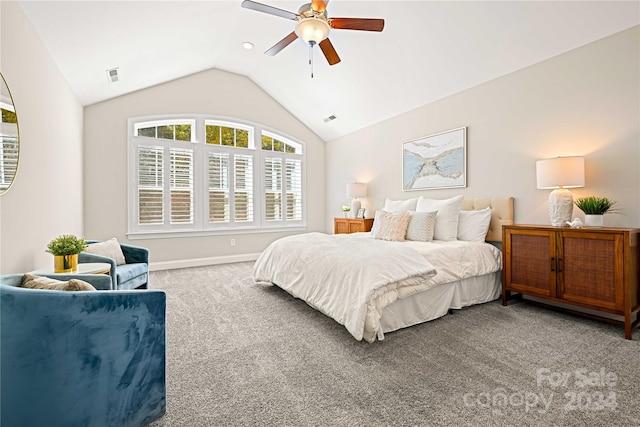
[346,182,366,199]
[295,18,330,43]
[536,156,585,189]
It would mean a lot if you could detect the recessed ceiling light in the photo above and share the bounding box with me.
[242,42,254,50]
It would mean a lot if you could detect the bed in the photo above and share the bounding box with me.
[253,197,514,342]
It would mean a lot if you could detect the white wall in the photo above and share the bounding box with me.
[2,3,636,273]
[0,1,85,274]
[326,26,640,230]
[83,68,326,265]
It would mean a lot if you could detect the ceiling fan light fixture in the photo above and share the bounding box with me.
[295,17,330,44]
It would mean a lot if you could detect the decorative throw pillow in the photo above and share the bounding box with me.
[405,211,438,242]
[84,238,126,265]
[383,197,421,212]
[21,273,96,291]
[416,195,464,241]
[371,210,411,242]
[458,207,492,242]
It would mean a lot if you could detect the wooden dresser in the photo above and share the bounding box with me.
[334,217,374,234]
[502,224,640,339]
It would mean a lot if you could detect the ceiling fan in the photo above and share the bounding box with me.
[241,0,384,69]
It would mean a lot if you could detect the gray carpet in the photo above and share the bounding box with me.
[148,262,640,426]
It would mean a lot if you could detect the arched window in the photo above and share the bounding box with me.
[128,116,305,237]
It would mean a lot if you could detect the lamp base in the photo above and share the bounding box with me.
[548,189,574,227]
[350,199,361,218]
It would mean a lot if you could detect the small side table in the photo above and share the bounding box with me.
[31,262,111,276]
[334,217,374,234]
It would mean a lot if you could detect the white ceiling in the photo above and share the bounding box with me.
[17,1,639,141]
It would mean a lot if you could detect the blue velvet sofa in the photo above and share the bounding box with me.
[79,240,150,290]
[0,273,166,427]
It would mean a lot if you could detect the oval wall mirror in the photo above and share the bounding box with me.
[0,72,19,195]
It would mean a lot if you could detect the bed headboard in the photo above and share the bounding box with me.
[461,197,514,242]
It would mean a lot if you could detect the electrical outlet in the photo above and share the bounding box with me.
[230,239,236,247]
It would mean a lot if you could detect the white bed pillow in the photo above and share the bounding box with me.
[383,197,421,212]
[370,210,410,242]
[458,207,492,242]
[405,211,438,242]
[415,195,464,241]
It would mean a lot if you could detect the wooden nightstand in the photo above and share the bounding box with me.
[502,224,640,339]
[334,217,374,234]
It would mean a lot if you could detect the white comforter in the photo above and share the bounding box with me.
[253,232,437,342]
[401,238,503,288]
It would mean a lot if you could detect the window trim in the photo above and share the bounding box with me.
[127,114,307,238]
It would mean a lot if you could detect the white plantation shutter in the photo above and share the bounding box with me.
[234,154,253,222]
[208,152,229,223]
[264,158,282,221]
[129,117,305,234]
[0,135,18,192]
[286,159,302,220]
[170,148,193,224]
[137,146,164,225]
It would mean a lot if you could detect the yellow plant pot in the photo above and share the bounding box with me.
[53,254,78,273]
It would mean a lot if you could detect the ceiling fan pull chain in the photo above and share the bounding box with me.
[309,42,314,78]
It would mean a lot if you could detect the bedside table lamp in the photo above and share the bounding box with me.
[536,156,585,227]
[346,182,366,218]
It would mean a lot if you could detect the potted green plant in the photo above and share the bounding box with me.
[574,196,617,227]
[341,205,351,218]
[46,234,87,272]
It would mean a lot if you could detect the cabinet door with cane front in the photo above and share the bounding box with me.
[558,230,624,311]
[504,228,557,297]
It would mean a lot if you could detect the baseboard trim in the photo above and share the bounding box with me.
[149,253,261,271]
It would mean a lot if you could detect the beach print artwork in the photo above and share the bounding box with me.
[403,127,466,190]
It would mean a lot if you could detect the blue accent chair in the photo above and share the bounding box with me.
[0,273,166,427]
[79,240,150,290]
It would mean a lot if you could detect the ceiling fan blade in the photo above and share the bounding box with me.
[265,31,299,56]
[319,38,341,66]
[329,17,385,32]
[241,0,298,20]
[311,0,329,12]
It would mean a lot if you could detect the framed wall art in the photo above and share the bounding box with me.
[402,127,467,191]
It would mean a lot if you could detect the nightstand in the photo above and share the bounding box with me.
[502,224,640,339]
[334,217,374,234]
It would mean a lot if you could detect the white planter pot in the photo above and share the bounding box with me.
[584,214,604,227]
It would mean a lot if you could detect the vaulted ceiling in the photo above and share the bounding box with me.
[18,1,639,141]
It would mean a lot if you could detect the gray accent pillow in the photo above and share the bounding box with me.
[406,211,438,242]
[22,273,96,291]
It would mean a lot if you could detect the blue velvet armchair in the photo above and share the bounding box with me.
[0,273,166,427]
[79,240,150,290]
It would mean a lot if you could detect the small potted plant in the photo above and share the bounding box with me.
[341,205,351,218]
[46,234,87,272]
[574,196,617,227]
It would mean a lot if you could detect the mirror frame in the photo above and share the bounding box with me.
[0,72,20,195]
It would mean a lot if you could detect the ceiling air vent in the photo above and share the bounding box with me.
[323,114,337,123]
[106,68,119,83]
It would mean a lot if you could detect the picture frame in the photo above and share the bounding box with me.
[356,208,366,219]
[402,127,467,191]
